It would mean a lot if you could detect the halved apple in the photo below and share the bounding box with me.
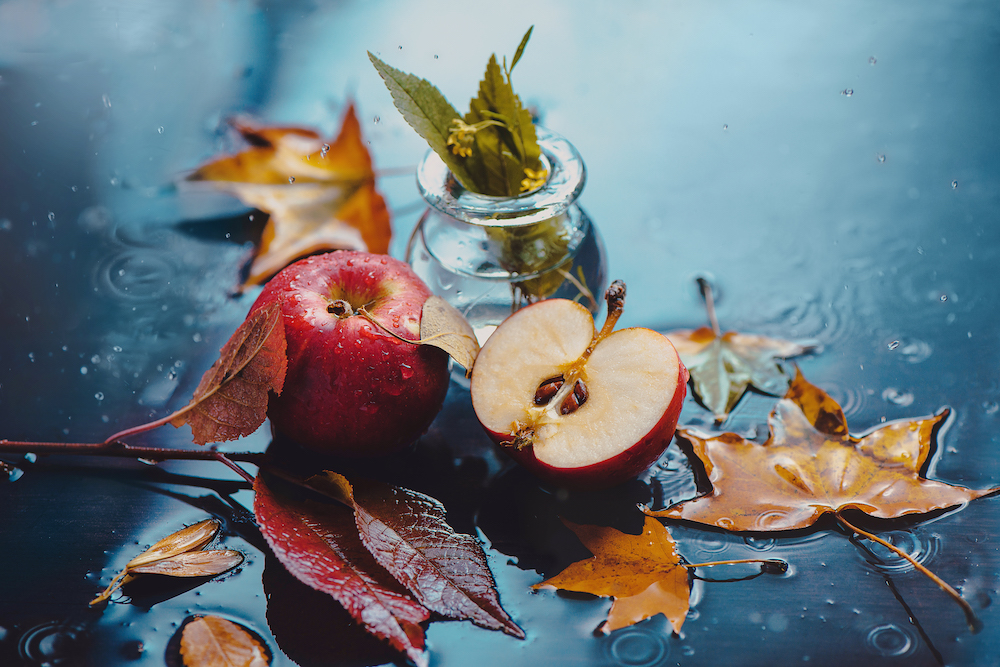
[471,281,688,489]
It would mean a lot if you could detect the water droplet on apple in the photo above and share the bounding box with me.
[400,364,414,379]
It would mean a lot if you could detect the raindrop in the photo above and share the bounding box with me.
[841,88,854,96]
[28,352,35,362]
[881,387,914,407]
[113,346,122,352]
[71,185,78,192]
[95,392,105,401]
[109,176,120,186]
[984,402,999,415]
[48,212,55,222]
[91,354,101,364]
[434,54,439,59]
[373,115,380,124]
[157,126,164,134]
[887,340,900,350]
[80,366,88,375]
[869,56,877,65]
[102,94,111,108]
[722,123,729,130]
[877,153,886,163]
[952,180,959,189]
[288,176,296,184]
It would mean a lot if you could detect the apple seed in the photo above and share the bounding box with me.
[532,375,589,415]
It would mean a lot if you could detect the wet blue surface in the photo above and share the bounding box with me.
[2,1,1000,665]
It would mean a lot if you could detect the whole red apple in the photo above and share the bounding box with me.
[470,281,688,489]
[249,251,450,456]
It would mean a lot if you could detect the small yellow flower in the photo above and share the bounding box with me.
[446,119,477,158]
[520,167,548,192]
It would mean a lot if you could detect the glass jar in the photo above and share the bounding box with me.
[405,128,608,345]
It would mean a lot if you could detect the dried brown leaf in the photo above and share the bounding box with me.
[188,105,392,286]
[167,302,287,444]
[419,296,480,373]
[533,517,689,634]
[646,369,999,531]
[180,615,269,667]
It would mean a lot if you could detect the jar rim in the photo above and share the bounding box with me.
[416,127,586,228]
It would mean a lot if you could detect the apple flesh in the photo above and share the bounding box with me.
[470,282,688,489]
[249,251,450,457]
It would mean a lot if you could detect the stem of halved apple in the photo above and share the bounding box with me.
[514,281,626,449]
[836,512,981,633]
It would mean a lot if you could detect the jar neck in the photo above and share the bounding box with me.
[416,127,587,228]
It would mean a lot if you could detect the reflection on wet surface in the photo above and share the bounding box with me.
[2,1,1000,665]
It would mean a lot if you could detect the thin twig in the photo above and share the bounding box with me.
[212,452,257,485]
[0,439,266,466]
[836,512,980,633]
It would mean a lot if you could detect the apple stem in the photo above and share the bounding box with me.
[836,512,981,633]
[579,280,626,365]
[697,277,722,336]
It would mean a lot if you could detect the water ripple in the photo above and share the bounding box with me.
[606,627,669,666]
[854,529,940,575]
[865,623,917,658]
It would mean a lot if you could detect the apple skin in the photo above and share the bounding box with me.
[487,360,688,490]
[249,251,450,457]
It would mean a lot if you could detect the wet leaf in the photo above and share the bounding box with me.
[128,519,220,568]
[91,519,230,605]
[166,302,287,445]
[419,296,480,373]
[129,550,244,577]
[533,517,689,634]
[180,615,269,667]
[665,278,817,422]
[311,472,524,639]
[253,475,429,667]
[646,369,999,531]
[189,104,391,285]
[667,326,816,422]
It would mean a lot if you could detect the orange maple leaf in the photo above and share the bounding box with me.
[188,104,391,285]
[533,517,690,634]
[646,369,998,531]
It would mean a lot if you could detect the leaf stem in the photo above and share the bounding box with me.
[102,412,185,445]
[697,277,721,336]
[836,512,981,633]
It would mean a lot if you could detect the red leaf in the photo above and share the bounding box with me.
[169,302,287,444]
[314,472,525,638]
[253,475,429,667]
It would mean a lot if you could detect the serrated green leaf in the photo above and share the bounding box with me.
[368,52,478,191]
[466,55,542,195]
[509,26,534,74]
